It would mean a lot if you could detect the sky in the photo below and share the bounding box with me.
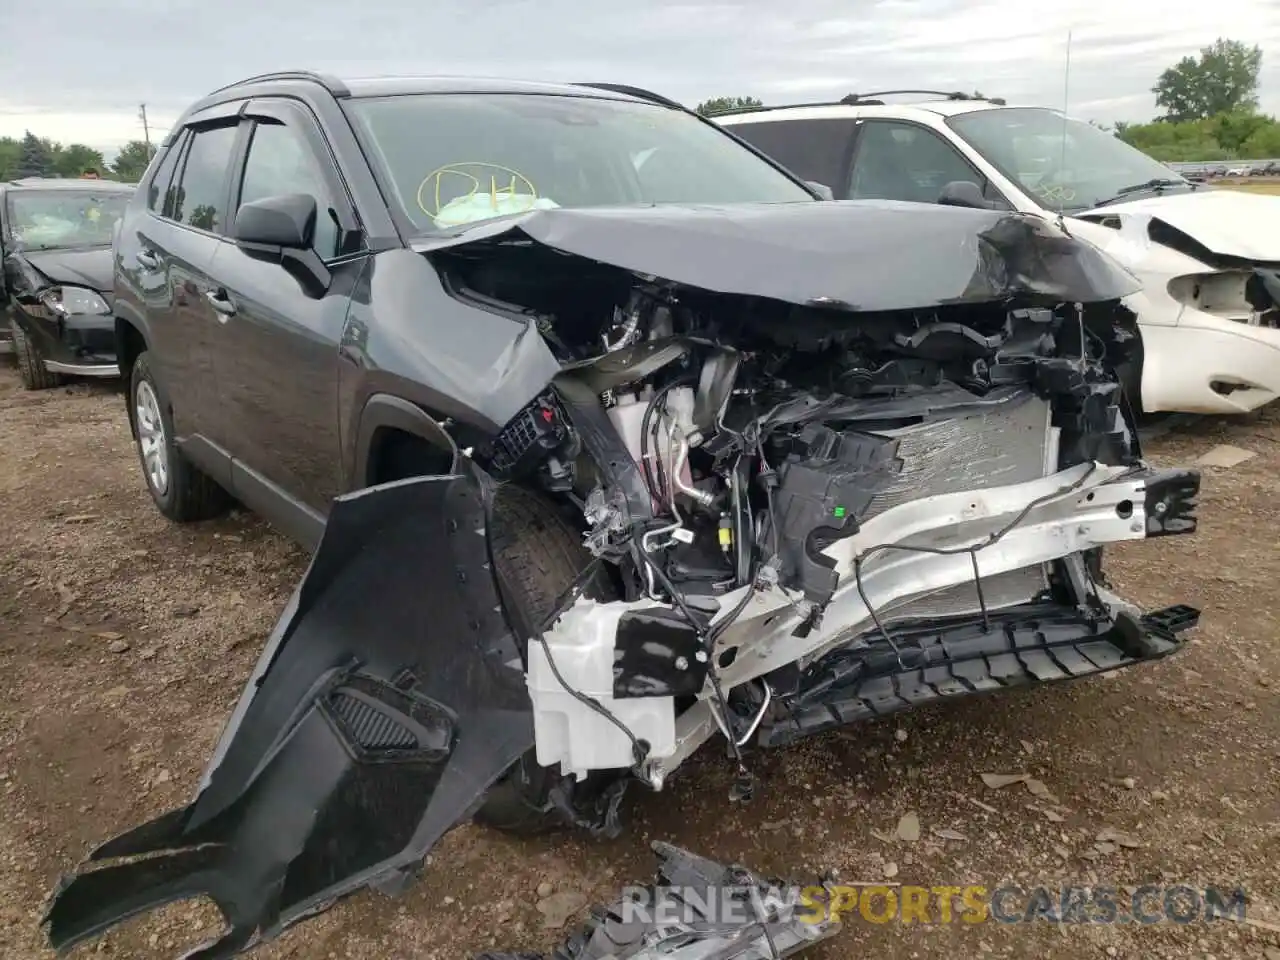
[2,0,1278,162]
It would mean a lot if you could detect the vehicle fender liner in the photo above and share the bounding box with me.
[45,471,535,959]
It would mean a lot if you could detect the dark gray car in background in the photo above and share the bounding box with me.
[0,177,133,389]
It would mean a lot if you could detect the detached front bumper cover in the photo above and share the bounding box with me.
[46,472,536,959]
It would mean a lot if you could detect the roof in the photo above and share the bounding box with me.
[4,178,135,192]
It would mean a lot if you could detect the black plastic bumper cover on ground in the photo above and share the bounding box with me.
[477,841,842,960]
[45,473,535,959]
[759,603,1201,749]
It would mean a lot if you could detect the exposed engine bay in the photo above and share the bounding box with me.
[435,229,1200,802]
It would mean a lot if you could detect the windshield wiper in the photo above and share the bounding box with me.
[1091,177,1194,208]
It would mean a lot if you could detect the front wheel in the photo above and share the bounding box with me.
[129,352,229,523]
[474,485,622,834]
[10,320,62,390]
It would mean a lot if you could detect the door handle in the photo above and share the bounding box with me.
[135,250,159,270]
[204,288,237,319]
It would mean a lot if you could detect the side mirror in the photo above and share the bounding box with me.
[805,180,835,201]
[233,193,317,249]
[937,180,990,210]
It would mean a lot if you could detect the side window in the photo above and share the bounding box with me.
[850,121,990,204]
[146,135,185,213]
[238,120,340,260]
[727,119,856,195]
[170,123,239,232]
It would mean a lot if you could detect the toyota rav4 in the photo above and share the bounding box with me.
[46,72,1200,959]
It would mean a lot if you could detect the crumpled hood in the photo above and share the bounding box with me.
[1079,189,1280,262]
[413,200,1141,310]
[10,245,114,293]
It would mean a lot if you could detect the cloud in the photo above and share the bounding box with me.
[1,0,1277,156]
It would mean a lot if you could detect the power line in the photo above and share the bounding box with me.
[138,103,152,156]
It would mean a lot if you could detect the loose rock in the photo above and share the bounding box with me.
[896,811,921,843]
[981,772,1030,789]
[537,891,588,929]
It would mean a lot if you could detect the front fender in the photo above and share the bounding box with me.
[46,470,534,959]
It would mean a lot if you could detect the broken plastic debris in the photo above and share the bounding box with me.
[476,841,841,960]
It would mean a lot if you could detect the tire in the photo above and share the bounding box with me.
[474,484,619,834]
[10,320,63,391]
[129,351,229,523]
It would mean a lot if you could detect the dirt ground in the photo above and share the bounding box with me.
[0,360,1277,960]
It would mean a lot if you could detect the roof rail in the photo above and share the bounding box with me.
[842,89,1005,105]
[572,82,685,110]
[712,89,1006,117]
[205,70,350,98]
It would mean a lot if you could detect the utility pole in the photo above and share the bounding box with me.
[139,103,152,156]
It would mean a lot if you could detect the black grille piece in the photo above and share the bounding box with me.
[330,692,417,751]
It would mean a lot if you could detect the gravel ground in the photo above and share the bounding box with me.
[0,361,1277,960]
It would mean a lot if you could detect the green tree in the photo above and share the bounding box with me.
[1212,110,1270,152]
[15,131,54,178]
[53,143,106,179]
[111,140,156,181]
[0,136,20,180]
[1241,123,1280,158]
[1153,38,1262,122]
[695,96,763,117]
[1115,112,1280,162]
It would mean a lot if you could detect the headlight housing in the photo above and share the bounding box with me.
[25,285,111,320]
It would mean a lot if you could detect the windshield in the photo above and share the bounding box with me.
[343,93,814,233]
[947,107,1191,213]
[6,190,130,250]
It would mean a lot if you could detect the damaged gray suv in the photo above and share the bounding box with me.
[48,71,1201,958]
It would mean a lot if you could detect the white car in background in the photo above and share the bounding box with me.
[719,94,1280,414]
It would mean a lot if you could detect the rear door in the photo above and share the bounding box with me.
[724,117,858,198]
[208,97,367,529]
[119,111,245,456]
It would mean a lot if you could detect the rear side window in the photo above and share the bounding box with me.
[849,121,987,204]
[726,119,855,195]
[170,123,239,232]
[146,137,185,213]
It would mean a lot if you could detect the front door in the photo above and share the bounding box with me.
[208,98,367,525]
